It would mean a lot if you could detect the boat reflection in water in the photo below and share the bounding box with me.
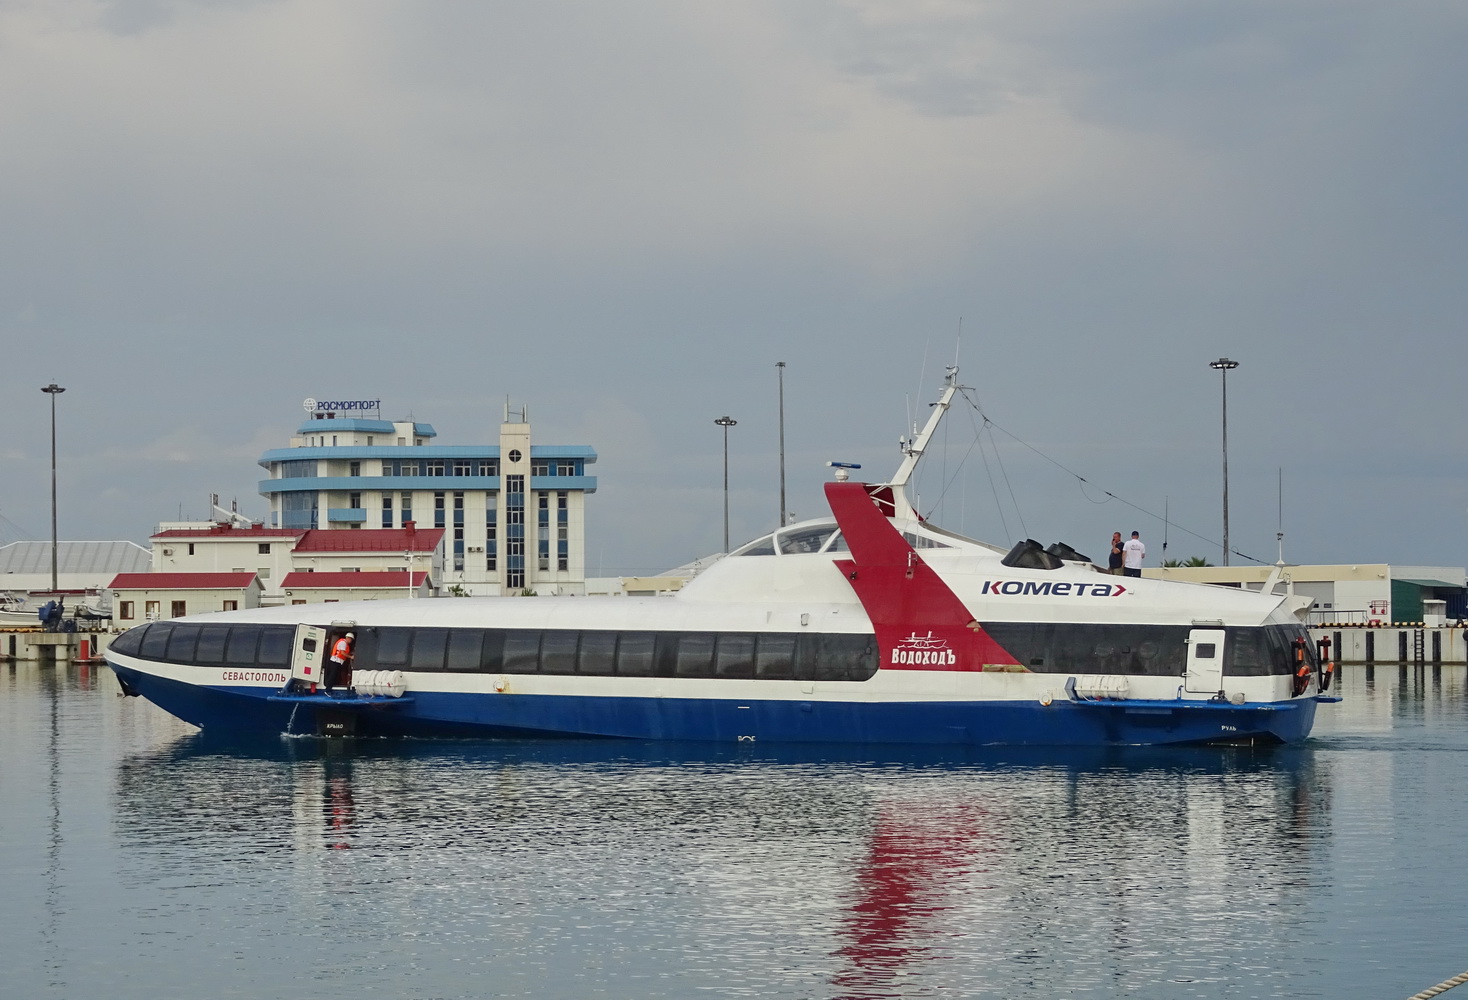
[828,749,1328,997]
[111,736,1331,997]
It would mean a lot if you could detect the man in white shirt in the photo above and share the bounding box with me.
[1122,531,1146,578]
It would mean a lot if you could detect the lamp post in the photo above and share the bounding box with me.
[715,416,737,552]
[776,362,787,527]
[1208,358,1239,566]
[40,383,65,594]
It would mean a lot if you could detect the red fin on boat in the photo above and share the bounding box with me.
[825,482,1020,672]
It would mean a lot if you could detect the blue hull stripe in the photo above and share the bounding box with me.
[111,665,1317,746]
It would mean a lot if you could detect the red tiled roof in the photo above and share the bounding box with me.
[294,528,444,554]
[151,527,305,539]
[281,571,429,588]
[109,573,259,590]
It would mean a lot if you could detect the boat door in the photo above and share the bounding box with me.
[289,625,328,687]
[1183,628,1226,697]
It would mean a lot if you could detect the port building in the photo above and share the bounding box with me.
[118,399,597,611]
[1144,564,1468,624]
[257,400,595,596]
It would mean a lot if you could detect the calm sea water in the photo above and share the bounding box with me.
[2,662,1466,1000]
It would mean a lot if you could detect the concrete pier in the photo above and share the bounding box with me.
[1310,625,1466,665]
[0,630,116,665]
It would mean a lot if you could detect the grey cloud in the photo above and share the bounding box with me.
[0,1,1464,574]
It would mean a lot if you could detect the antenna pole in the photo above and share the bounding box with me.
[886,367,962,519]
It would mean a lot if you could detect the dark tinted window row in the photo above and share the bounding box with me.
[353,627,878,682]
[981,622,1303,677]
[113,622,878,682]
[109,622,294,667]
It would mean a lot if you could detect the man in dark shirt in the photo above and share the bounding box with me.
[1107,532,1124,575]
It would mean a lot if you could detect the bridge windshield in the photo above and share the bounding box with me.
[731,522,844,557]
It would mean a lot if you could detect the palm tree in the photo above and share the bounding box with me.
[1162,557,1214,568]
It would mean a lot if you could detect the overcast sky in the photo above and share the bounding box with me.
[3,0,1465,575]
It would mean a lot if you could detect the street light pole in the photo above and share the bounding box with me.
[715,416,737,552]
[41,383,65,594]
[1208,358,1239,566]
[776,362,786,528]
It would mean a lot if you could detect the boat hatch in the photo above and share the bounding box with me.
[1183,628,1226,697]
[289,625,328,687]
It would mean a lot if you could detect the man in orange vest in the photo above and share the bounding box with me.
[325,632,355,692]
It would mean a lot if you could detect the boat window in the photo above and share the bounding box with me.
[826,532,849,553]
[809,633,879,681]
[755,633,796,679]
[258,627,294,667]
[715,633,756,677]
[616,632,656,676]
[541,630,578,674]
[1223,625,1311,677]
[224,627,259,665]
[579,631,617,675]
[731,534,776,557]
[196,625,229,665]
[166,624,201,663]
[480,630,505,672]
[980,622,1189,676]
[503,630,541,673]
[377,627,412,667]
[109,625,145,658]
[675,633,716,677]
[1223,627,1269,675]
[778,526,835,555]
[411,628,449,672]
[139,624,173,660]
[446,629,484,672]
[349,630,379,671]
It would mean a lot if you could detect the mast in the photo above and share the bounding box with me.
[882,366,962,519]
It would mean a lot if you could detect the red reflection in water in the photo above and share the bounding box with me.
[831,804,986,999]
[326,776,355,850]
